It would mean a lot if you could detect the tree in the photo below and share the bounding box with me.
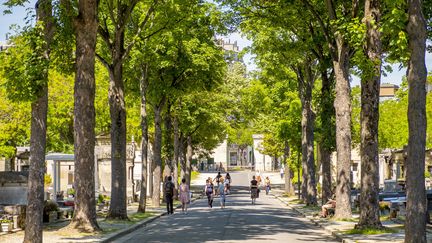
[1,1,53,241]
[97,0,158,219]
[356,0,383,229]
[69,0,100,231]
[405,0,428,241]
[303,0,362,219]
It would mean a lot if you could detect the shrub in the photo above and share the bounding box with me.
[0,218,12,224]
[67,188,75,196]
[379,201,391,211]
[44,200,59,213]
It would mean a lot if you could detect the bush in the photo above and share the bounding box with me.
[67,188,75,196]
[379,201,391,211]
[0,218,12,224]
[44,200,59,213]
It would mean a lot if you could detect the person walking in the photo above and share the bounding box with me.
[218,177,226,209]
[164,176,175,214]
[225,173,231,194]
[214,172,222,194]
[179,178,190,214]
[250,175,259,205]
[265,176,271,195]
[280,167,284,179]
[204,178,214,208]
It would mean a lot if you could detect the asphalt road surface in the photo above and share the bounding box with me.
[113,171,338,243]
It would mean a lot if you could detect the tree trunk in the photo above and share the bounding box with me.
[138,64,149,213]
[283,142,293,194]
[319,145,332,204]
[68,0,100,231]
[152,97,166,207]
[180,134,186,181]
[405,0,428,241]
[185,135,193,187]
[298,64,317,206]
[356,0,382,229]
[24,1,52,241]
[319,67,335,204]
[107,39,128,219]
[324,0,354,219]
[163,105,173,179]
[333,56,352,219]
[173,117,180,199]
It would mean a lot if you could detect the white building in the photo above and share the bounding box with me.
[252,134,273,172]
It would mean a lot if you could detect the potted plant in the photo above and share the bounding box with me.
[43,200,59,223]
[0,218,12,232]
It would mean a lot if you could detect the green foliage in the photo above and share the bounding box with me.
[344,227,397,235]
[0,23,49,102]
[44,174,52,186]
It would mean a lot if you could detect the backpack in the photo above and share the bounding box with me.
[164,181,174,195]
[206,184,213,193]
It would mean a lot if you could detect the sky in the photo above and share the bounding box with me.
[1,1,430,87]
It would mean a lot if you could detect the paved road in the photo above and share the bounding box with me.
[114,172,338,243]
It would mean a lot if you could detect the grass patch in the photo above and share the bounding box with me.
[344,227,398,235]
[288,198,302,203]
[331,217,357,222]
[129,212,154,222]
[302,205,320,211]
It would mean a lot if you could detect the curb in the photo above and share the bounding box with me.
[100,195,204,242]
[272,194,354,243]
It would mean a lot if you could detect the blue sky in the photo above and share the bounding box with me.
[1,1,430,87]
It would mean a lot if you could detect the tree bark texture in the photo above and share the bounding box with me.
[319,68,335,204]
[284,142,294,195]
[68,0,100,231]
[333,58,352,219]
[180,134,186,182]
[152,97,165,207]
[24,1,52,241]
[173,116,180,199]
[186,135,193,187]
[319,145,332,204]
[405,0,428,241]
[163,106,173,179]
[138,64,149,213]
[107,43,128,219]
[298,64,317,206]
[357,0,382,229]
[324,0,354,220]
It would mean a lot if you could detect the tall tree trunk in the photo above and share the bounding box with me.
[356,0,382,229]
[323,0,355,219]
[320,145,332,204]
[405,0,428,241]
[319,67,335,204]
[298,64,317,206]
[69,0,100,231]
[163,104,173,179]
[138,64,149,213]
[180,134,186,181]
[185,135,193,187]
[107,41,128,219]
[283,142,293,194]
[332,58,352,219]
[152,97,166,207]
[173,116,180,199]
[24,1,52,241]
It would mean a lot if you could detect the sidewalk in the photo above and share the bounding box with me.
[271,189,432,243]
[0,197,201,243]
